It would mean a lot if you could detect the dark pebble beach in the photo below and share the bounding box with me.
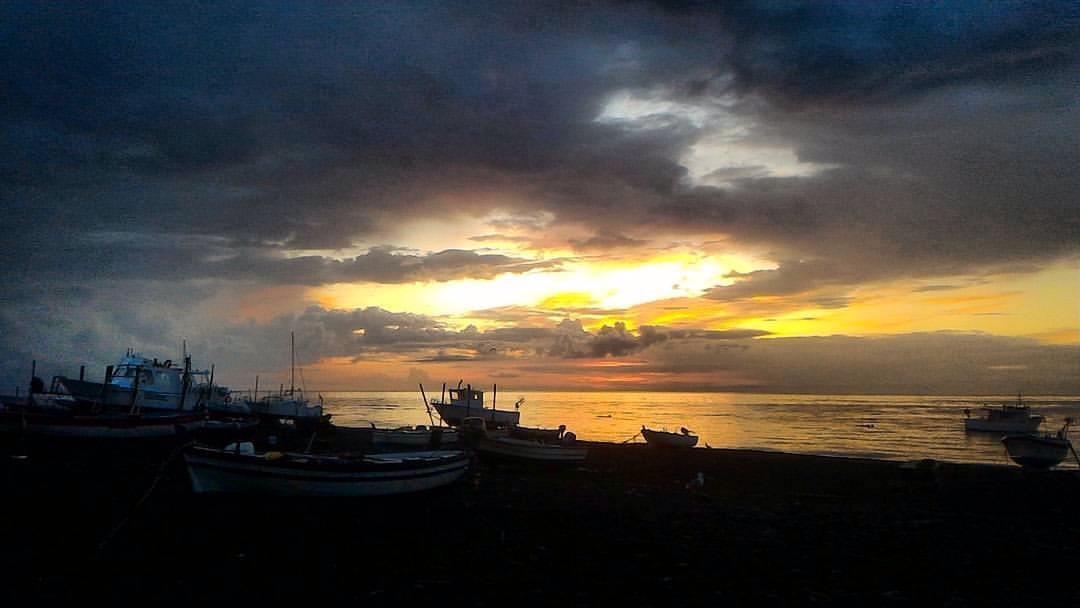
[2,439,1079,605]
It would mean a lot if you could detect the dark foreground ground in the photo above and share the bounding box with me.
[2,439,1079,605]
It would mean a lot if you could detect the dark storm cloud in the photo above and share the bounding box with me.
[3,1,1079,388]
[5,1,1077,287]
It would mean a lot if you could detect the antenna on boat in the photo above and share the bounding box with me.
[492,383,496,410]
[290,331,295,396]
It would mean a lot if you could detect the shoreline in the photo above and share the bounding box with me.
[3,440,1079,603]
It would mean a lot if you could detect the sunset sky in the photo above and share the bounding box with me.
[3,1,1078,393]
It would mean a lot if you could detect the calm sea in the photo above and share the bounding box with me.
[319,391,1080,468]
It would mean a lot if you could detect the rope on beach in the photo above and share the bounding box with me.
[95,440,193,558]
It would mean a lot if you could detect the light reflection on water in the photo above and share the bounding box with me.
[321,391,1080,468]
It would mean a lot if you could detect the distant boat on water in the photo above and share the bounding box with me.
[963,394,1044,433]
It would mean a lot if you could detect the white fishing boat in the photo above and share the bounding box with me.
[55,351,212,413]
[964,394,1044,433]
[427,382,520,429]
[370,424,459,448]
[184,444,469,496]
[248,333,330,429]
[641,426,699,448]
[463,417,587,464]
[1002,419,1075,470]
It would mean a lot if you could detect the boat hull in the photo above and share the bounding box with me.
[185,449,469,496]
[475,437,588,464]
[641,428,699,448]
[0,409,204,440]
[371,427,459,447]
[1002,434,1071,469]
[965,418,1043,433]
[433,403,520,428]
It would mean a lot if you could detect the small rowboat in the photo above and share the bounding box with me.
[184,445,469,496]
[1002,418,1075,470]
[475,436,588,464]
[371,425,458,448]
[0,407,204,441]
[641,426,699,448]
[508,424,565,443]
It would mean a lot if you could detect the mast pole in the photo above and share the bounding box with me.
[290,331,295,396]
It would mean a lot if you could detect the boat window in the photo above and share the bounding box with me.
[140,369,154,384]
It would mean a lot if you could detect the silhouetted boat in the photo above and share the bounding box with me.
[0,408,204,441]
[1002,418,1075,469]
[428,382,520,429]
[463,417,587,464]
[641,426,699,448]
[964,394,1044,433]
[371,424,458,448]
[247,333,330,429]
[508,424,565,443]
[184,444,469,496]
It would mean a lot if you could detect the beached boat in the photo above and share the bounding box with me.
[509,424,565,443]
[0,407,204,441]
[247,333,330,429]
[184,444,469,496]
[463,417,587,464]
[474,436,588,464]
[1002,419,1075,469]
[54,351,213,413]
[641,426,699,448]
[371,424,459,448]
[428,382,520,429]
[964,394,1044,433]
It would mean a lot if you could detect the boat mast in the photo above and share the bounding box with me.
[290,331,296,396]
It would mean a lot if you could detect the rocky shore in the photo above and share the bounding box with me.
[2,441,1079,605]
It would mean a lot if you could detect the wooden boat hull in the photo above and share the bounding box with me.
[0,409,204,440]
[371,427,459,447]
[1002,434,1071,469]
[641,428,699,448]
[185,448,469,496]
[508,425,563,442]
[475,437,588,464]
[434,403,520,428]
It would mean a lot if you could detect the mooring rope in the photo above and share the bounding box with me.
[95,439,193,558]
[620,430,641,444]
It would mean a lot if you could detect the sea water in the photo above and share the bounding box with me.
[319,391,1080,468]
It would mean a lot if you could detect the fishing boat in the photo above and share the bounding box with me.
[1002,419,1076,470]
[964,394,1044,433]
[508,424,565,443]
[248,333,330,429]
[0,406,204,441]
[641,426,699,448]
[53,351,211,413]
[370,424,459,448]
[464,417,587,464]
[426,382,520,429]
[184,444,469,496]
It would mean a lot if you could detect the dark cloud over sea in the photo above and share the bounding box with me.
[2,1,1077,390]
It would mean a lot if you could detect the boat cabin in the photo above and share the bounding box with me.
[446,387,485,408]
[110,354,185,394]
